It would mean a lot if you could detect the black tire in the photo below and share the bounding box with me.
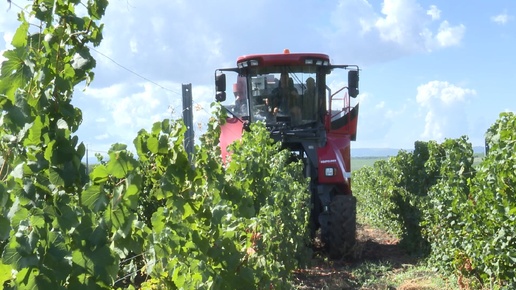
[327,195,357,259]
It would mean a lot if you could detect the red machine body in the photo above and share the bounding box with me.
[215,49,360,257]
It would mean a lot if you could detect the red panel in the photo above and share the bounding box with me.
[220,118,244,163]
[237,52,330,67]
[317,134,351,185]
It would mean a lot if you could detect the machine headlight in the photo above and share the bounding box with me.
[324,167,336,176]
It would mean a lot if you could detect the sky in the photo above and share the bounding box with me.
[1,0,515,157]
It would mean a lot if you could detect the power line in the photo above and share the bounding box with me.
[86,46,217,131]
[88,46,181,96]
[8,1,219,137]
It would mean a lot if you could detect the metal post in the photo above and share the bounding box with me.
[182,83,194,163]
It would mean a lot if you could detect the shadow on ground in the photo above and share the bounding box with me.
[293,224,421,289]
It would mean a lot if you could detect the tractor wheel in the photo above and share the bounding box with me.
[327,195,357,259]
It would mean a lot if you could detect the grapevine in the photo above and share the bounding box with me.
[0,1,311,289]
[353,112,516,288]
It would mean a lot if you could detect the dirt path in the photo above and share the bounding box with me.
[293,224,420,289]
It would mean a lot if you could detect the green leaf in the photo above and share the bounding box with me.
[10,163,24,179]
[90,165,109,183]
[0,48,32,101]
[55,203,80,231]
[11,206,29,228]
[2,239,39,269]
[71,249,93,273]
[29,209,45,230]
[72,244,117,284]
[123,184,139,210]
[87,0,108,20]
[0,216,9,240]
[147,136,159,154]
[158,135,170,154]
[182,202,195,220]
[82,185,108,212]
[11,16,28,48]
[77,142,86,159]
[106,151,137,178]
[15,267,39,289]
[23,118,43,146]
[104,204,134,236]
[44,140,55,162]
[48,166,65,186]
[108,143,127,152]
[42,232,70,282]
[0,261,12,285]
[133,132,149,161]
[151,121,162,135]
[151,207,165,234]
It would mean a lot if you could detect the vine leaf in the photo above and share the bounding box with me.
[82,185,108,212]
[106,151,137,179]
[11,16,28,48]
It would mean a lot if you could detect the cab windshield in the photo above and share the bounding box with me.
[223,66,323,127]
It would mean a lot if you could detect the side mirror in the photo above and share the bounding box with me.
[216,91,226,102]
[348,70,359,98]
[215,73,226,102]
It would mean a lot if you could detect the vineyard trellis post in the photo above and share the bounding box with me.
[182,83,194,163]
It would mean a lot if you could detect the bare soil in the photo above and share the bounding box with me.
[293,223,420,289]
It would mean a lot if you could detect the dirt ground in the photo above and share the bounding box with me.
[293,224,420,289]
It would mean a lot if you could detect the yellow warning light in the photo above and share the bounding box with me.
[283,48,290,54]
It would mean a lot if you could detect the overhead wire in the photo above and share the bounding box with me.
[6,0,242,145]
[88,46,181,96]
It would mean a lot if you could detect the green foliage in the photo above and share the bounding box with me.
[0,1,108,289]
[0,1,311,289]
[353,141,437,255]
[352,160,402,236]
[353,112,516,288]
[426,112,516,288]
[423,137,476,274]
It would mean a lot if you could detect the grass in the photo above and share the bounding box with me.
[364,263,456,290]
[351,156,390,170]
[295,259,456,290]
[352,153,486,171]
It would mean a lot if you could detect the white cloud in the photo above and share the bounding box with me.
[353,91,412,147]
[95,133,109,140]
[427,5,441,20]
[95,117,107,123]
[328,0,466,63]
[90,0,226,87]
[375,101,386,109]
[375,0,426,45]
[76,78,215,153]
[79,81,181,146]
[416,81,476,141]
[0,0,487,152]
[491,11,512,25]
[1,24,15,64]
[435,21,465,47]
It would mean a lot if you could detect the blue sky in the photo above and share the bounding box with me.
[1,0,515,156]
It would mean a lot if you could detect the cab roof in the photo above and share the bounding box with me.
[237,49,330,66]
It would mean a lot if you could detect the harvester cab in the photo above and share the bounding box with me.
[215,49,360,258]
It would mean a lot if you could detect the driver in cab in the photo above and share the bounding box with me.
[268,73,301,122]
